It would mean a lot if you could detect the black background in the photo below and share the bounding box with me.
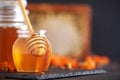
[27,0,120,62]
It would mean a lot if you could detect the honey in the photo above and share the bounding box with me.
[0,27,18,69]
[0,0,27,71]
[12,30,52,72]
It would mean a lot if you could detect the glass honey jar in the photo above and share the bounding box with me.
[0,0,27,71]
[12,29,52,72]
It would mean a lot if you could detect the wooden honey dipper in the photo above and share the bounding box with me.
[26,30,48,56]
[18,0,47,55]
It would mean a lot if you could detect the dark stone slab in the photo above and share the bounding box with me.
[0,69,106,80]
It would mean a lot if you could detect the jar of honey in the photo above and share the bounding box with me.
[0,0,27,71]
[12,29,52,72]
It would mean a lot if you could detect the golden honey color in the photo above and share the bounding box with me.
[0,27,18,69]
[12,35,52,72]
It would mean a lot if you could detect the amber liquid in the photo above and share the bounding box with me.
[0,27,18,69]
[13,37,52,72]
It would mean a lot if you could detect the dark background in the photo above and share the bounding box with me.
[27,0,120,62]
